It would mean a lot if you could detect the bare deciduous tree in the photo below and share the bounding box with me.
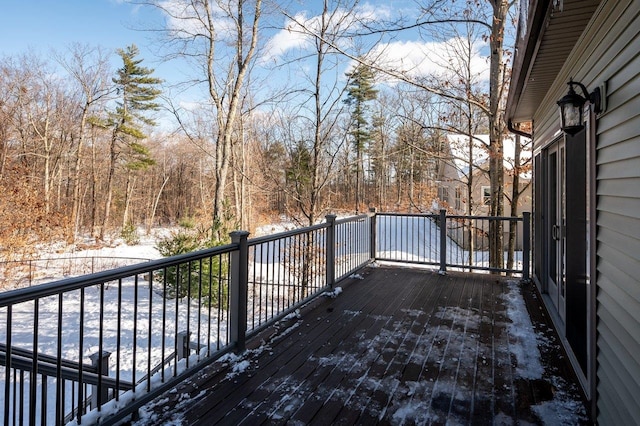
[311,0,515,268]
[56,44,112,242]
[145,0,263,237]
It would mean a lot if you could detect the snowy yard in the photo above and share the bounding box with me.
[0,214,539,424]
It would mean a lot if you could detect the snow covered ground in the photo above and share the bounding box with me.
[0,216,547,424]
[0,232,164,290]
[376,214,524,272]
[0,270,229,424]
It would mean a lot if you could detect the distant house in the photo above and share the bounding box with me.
[434,134,532,251]
[439,134,532,217]
[506,0,640,422]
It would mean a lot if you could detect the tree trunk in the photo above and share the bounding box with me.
[147,174,170,234]
[122,172,136,228]
[488,0,509,270]
[212,126,230,234]
[355,144,362,213]
[467,131,475,267]
[100,130,118,240]
[90,137,99,238]
[68,103,89,243]
[507,134,522,273]
[208,0,262,238]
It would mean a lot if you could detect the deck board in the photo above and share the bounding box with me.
[134,266,589,425]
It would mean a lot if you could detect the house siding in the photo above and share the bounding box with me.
[529,0,640,421]
[593,1,640,423]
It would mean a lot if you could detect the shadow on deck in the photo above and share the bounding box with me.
[135,266,589,425]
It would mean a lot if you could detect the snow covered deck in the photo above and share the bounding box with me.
[135,266,588,425]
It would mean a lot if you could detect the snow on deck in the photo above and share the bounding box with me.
[135,266,588,425]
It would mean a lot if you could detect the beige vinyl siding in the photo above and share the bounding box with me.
[598,276,640,365]
[598,178,640,200]
[529,0,640,421]
[591,0,640,423]
[598,222,640,260]
[596,338,636,423]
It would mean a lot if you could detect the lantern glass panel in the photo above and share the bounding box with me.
[562,103,582,128]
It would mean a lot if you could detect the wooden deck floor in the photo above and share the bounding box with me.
[135,266,589,425]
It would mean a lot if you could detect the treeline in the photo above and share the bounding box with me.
[0,46,203,258]
[0,47,467,260]
[0,0,527,264]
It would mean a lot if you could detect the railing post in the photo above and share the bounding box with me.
[369,207,377,261]
[325,215,337,289]
[523,212,531,280]
[176,331,190,360]
[230,230,250,353]
[89,350,111,410]
[439,209,447,275]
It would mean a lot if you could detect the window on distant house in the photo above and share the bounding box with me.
[455,187,461,210]
[438,186,449,204]
[482,186,491,206]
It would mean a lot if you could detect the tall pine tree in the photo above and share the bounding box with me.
[344,63,377,213]
[98,44,162,239]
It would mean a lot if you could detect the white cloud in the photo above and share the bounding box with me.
[260,13,314,64]
[369,37,489,82]
[262,3,489,86]
[159,0,234,40]
[178,99,206,112]
[261,4,392,64]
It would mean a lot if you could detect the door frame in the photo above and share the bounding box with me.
[544,138,567,324]
[534,123,594,401]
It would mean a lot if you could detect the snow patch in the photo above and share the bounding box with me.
[322,286,343,298]
[503,281,544,380]
[530,369,588,424]
[532,379,588,426]
[231,360,251,375]
[282,308,302,320]
[391,400,432,424]
[253,219,298,236]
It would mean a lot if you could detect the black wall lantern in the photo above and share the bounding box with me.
[556,79,603,136]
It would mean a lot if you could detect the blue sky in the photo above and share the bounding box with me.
[0,1,153,54]
[1,1,494,130]
[0,1,173,78]
[1,1,490,79]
